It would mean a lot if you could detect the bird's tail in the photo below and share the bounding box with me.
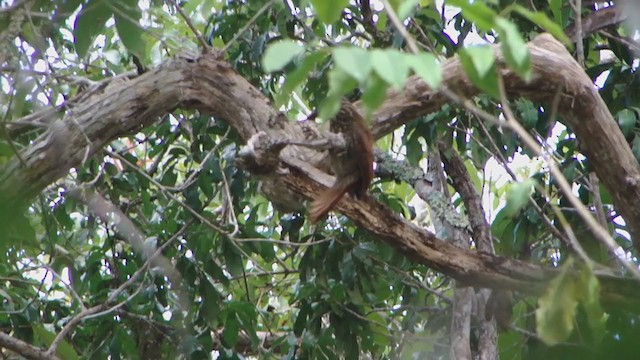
[309,179,352,223]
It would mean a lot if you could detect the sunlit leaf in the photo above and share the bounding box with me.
[262,40,305,72]
[310,0,349,24]
[332,46,372,83]
[447,0,497,31]
[398,0,421,20]
[361,73,389,111]
[458,45,499,98]
[495,17,531,81]
[371,49,410,88]
[549,0,563,26]
[537,261,606,346]
[405,52,442,89]
[536,259,579,345]
[282,50,328,94]
[504,179,535,216]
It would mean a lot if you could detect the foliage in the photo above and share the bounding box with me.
[0,0,639,359]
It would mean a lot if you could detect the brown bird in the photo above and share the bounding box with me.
[309,100,374,223]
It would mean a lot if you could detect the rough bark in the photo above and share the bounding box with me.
[565,5,627,42]
[439,144,499,360]
[0,332,59,360]
[422,152,472,359]
[368,33,640,249]
[2,35,640,306]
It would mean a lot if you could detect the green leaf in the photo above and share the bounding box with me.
[578,267,606,345]
[616,109,638,138]
[361,73,389,110]
[447,0,497,31]
[509,5,570,45]
[491,209,514,255]
[282,50,328,94]
[536,259,579,345]
[549,0,563,26]
[223,242,244,276]
[339,253,356,287]
[398,0,421,20]
[310,0,349,24]
[113,0,146,59]
[515,99,538,129]
[74,0,112,58]
[536,261,606,346]
[368,311,391,347]
[262,40,304,72]
[495,17,531,81]
[294,302,310,336]
[332,46,372,83]
[230,301,258,346]
[319,94,344,120]
[319,67,358,119]
[33,324,80,360]
[504,179,535,216]
[458,45,499,98]
[371,49,410,88]
[405,52,442,89]
[497,328,524,360]
[0,209,36,256]
[200,279,222,327]
[222,313,240,347]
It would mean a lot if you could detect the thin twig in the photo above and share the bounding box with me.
[589,172,608,228]
[496,75,640,279]
[234,237,334,246]
[598,29,640,53]
[168,0,209,52]
[219,154,239,237]
[381,0,420,53]
[384,0,640,279]
[46,221,192,355]
[106,149,228,234]
[106,148,267,272]
[573,0,585,66]
[36,260,86,311]
[471,121,577,252]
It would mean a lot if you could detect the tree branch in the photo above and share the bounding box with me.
[0,332,59,360]
[368,33,640,249]
[565,5,627,42]
[2,35,640,307]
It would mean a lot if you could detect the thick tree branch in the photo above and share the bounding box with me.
[565,5,627,42]
[281,156,550,292]
[0,332,59,360]
[438,143,500,357]
[2,35,640,306]
[368,33,640,249]
[438,143,493,253]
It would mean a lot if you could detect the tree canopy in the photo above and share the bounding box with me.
[1,0,640,359]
